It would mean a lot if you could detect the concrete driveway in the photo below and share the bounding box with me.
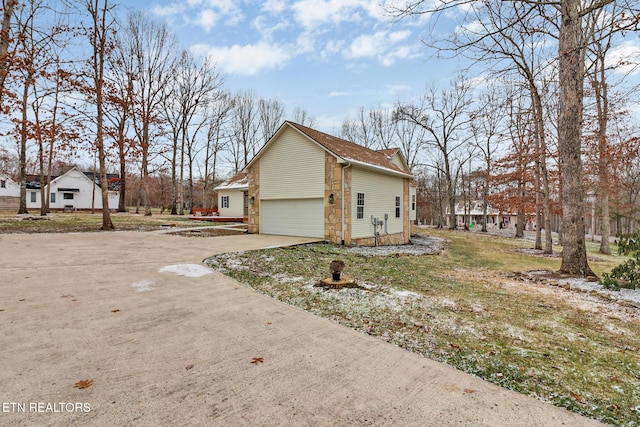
[0,231,602,426]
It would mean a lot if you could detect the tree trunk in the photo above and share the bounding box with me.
[17,76,31,215]
[558,0,593,276]
[0,0,17,103]
[118,160,127,212]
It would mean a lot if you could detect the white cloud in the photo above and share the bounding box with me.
[345,30,415,66]
[328,91,354,97]
[292,0,386,29]
[150,3,186,17]
[154,0,244,31]
[606,40,640,75]
[196,9,218,32]
[262,0,287,14]
[191,42,294,75]
[389,30,411,43]
[253,15,290,40]
[347,32,383,58]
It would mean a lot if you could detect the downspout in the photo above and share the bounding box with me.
[341,163,351,245]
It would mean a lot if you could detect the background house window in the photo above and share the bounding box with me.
[30,192,36,203]
[395,196,401,218]
[412,194,416,211]
[356,193,365,219]
[221,195,229,208]
[50,193,56,203]
[1,180,5,188]
[63,193,74,200]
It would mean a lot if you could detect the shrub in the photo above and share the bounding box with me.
[600,230,640,290]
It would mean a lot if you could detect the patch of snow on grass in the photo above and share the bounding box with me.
[131,279,155,292]
[159,264,213,277]
[347,235,446,257]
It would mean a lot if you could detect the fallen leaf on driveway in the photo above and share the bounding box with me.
[74,379,93,389]
[111,309,120,313]
[185,364,194,371]
[250,357,264,365]
[464,388,477,394]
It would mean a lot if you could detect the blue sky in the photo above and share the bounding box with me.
[129,0,462,133]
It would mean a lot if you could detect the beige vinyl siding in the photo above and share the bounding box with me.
[351,168,404,238]
[389,152,406,170]
[259,126,325,200]
[218,189,245,217]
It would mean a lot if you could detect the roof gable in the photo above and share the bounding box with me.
[246,121,413,178]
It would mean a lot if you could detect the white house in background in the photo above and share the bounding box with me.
[446,200,532,230]
[26,167,119,211]
[0,173,19,196]
[213,172,248,219]
[0,173,20,211]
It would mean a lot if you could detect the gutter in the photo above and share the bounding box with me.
[341,162,351,245]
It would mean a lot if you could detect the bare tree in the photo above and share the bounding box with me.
[229,90,259,172]
[125,12,178,215]
[470,84,507,233]
[393,112,427,172]
[389,0,640,275]
[292,106,316,127]
[0,0,18,106]
[341,107,376,148]
[395,77,474,229]
[258,98,284,145]
[202,93,233,208]
[83,0,115,229]
[105,20,137,212]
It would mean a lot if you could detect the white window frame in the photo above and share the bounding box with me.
[221,195,229,209]
[356,193,365,219]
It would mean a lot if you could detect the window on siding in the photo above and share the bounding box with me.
[395,196,401,218]
[63,193,74,200]
[31,192,37,202]
[221,195,229,209]
[50,192,56,203]
[0,180,5,188]
[412,194,416,211]
[356,193,365,219]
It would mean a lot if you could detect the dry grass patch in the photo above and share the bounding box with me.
[206,229,640,426]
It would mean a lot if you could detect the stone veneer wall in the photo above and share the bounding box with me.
[404,178,411,242]
[342,166,352,244]
[324,154,342,244]
[246,163,260,234]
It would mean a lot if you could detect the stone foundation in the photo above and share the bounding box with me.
[350,232,408,247]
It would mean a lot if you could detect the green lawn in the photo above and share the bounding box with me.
[0,210,213,233]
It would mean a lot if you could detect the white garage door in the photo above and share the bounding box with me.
[261,199,324,238]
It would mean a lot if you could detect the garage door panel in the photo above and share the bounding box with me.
[261,199,324,238]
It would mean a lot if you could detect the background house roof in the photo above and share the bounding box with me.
[214,172,248,191]
[25,169,120,191]
[287,121,412,177]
